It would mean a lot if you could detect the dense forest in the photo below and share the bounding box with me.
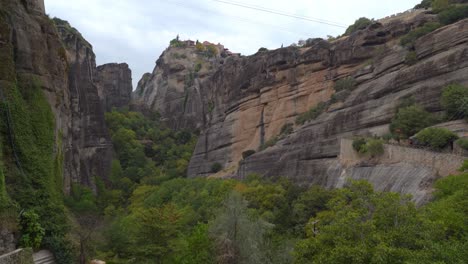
[66,109,468,264]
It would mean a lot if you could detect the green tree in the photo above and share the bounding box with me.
[210,192,272,264]
[345,17,373,35]
[19,211,45,249]
[390,105,434,138]
[294,181,431,264]
[65,184,100,264]
[415,0,433,9]
[432,0,450,12]
[172,223,215,264]
[415,127,458,149]
[441,84,468,119]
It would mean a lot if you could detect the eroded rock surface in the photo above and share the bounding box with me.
[96,63,133,111]
[54,18,113,190]
[134,15,468,201]
[132,41,231,130]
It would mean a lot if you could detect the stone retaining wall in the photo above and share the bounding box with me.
[340,138,465,177]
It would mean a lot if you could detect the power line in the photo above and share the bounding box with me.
[211,0,347,28]
[161,0,317,37]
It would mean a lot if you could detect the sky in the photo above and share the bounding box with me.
[44,0,421,88]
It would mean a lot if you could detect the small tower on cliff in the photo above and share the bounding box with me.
[25,0,45,15]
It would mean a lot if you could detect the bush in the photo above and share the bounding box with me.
[330,89,351,103]
[366,139,385,156]
[258,47,268,52]
[405,51,418,65]
[260,136,279,151]
[170,39,187,48]
[43,235,75,264]
[352,138,367,152]
[415,0,432,9]
[432,0,450,13]
[352,138,384,156]
[206,45,218,57]
[194,62,202,72]
[295,102,328,125]
[334,77,356,92]
[441,84,468,119]
[345,17,373,35]
[195,42,205,52]
[280,123,294,136]
[390,105,435,139]
[438,5,468,25]
[19,211,45,249]
[455,138,468,150]
[400,22,442,47]
[211,162,223,173]
[415,127,458,149]
[242,150,256,159]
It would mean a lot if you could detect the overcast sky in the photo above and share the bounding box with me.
[44,0,420,88]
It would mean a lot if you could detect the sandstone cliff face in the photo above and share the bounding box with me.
[136,13,468,200]
[235,18,468,201]
[96,63,133,111]
[54,18,114,190]
[132,43,228,130]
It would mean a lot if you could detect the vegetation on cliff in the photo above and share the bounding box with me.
[0,9,72,262]
[38,109,464,264]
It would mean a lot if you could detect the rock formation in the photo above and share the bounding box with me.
[132,41,230,130]
[0,0,133,193]
[134,14,468,201]
[96,63,133,111]
[54,18,113,190]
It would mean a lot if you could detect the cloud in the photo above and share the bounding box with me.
[44,0,421,88]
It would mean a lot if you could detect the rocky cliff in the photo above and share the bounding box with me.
[132,41,230,130]
[0,0,133,193]
[96,63,133,111]
[134,12,468,200]
[53,17,114,190]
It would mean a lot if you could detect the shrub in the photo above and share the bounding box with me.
[260,136,279,151]
[194,62,202,72]
[295,102,328,125]
[330,89,351,103]
[415,0,432,9]
[170,38,187,48]
[352,138,367,152]
[43,235,75,264]
[334,77,357,92]
[258,47,268,52]
[438,5,468,25]
[455,138,468,150]
[195,42,205,52]
[456,138,468,150]
[19,211,45,249]
[366,139,385,157]
[405,51,418,65]
[280,123,294,136]
[415,127,458,149]
[211,162,223,173]
[242,150,256,159]
[441,84,468,119]
[352,138,384,156]
[206,45,218,57]
[390,105,435,139]
[432,0,450,13]
[345,17,373,35]
[400,22,442,47]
